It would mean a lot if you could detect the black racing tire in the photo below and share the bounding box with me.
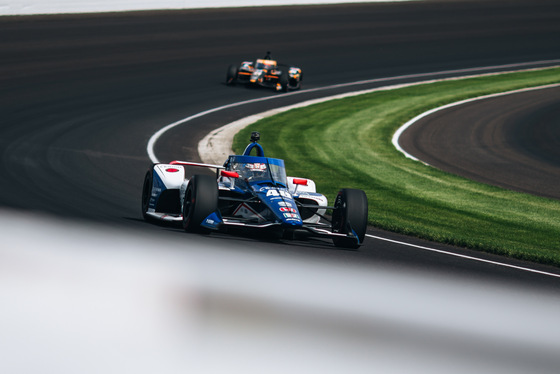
[293,72,302,90]
[226,64,238,85]
[279,69,289,92]
[141,168,154,221]
[182,174,219,233]
[331,189,368,249]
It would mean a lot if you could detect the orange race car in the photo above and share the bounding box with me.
[226,52,302,92]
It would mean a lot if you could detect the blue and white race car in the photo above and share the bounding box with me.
[141,132,367,248]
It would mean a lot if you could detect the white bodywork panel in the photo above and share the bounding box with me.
[288,176,327,224]
[154,164,185,189]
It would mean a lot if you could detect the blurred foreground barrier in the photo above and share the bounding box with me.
[1,209,559,374]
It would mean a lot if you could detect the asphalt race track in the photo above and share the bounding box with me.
[399,85,560,200]
[2,0,560,288]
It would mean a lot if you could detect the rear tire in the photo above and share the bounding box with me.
[279,69,289,92]
[226,64,238,85]
[331,189,368,249]
[182,174,219,233]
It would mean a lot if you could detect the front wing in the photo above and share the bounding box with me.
[199,199,361,246]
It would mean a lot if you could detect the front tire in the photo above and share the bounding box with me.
[331,189,368,249]
[182,174,219,233]
[141,168,154,221]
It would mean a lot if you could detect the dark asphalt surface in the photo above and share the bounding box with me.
[1,0,560,287]
[399,85,560,200]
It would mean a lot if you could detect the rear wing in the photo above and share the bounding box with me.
[169,160,224,178]
[170,160,224,169]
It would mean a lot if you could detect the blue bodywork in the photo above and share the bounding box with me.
[202,153,304,230]
[201,141,305,230]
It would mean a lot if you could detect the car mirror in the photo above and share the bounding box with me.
[221,170,240,178]
[292,178,308,186]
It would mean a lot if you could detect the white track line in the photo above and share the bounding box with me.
[392,83,560,162]
[147,96,280,163]
[367,234,560,278]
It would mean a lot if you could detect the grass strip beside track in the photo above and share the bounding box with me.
[233,68,560,266]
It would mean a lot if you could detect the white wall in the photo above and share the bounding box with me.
[1,0,408,16]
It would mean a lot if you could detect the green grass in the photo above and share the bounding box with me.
[233,68,560,266]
